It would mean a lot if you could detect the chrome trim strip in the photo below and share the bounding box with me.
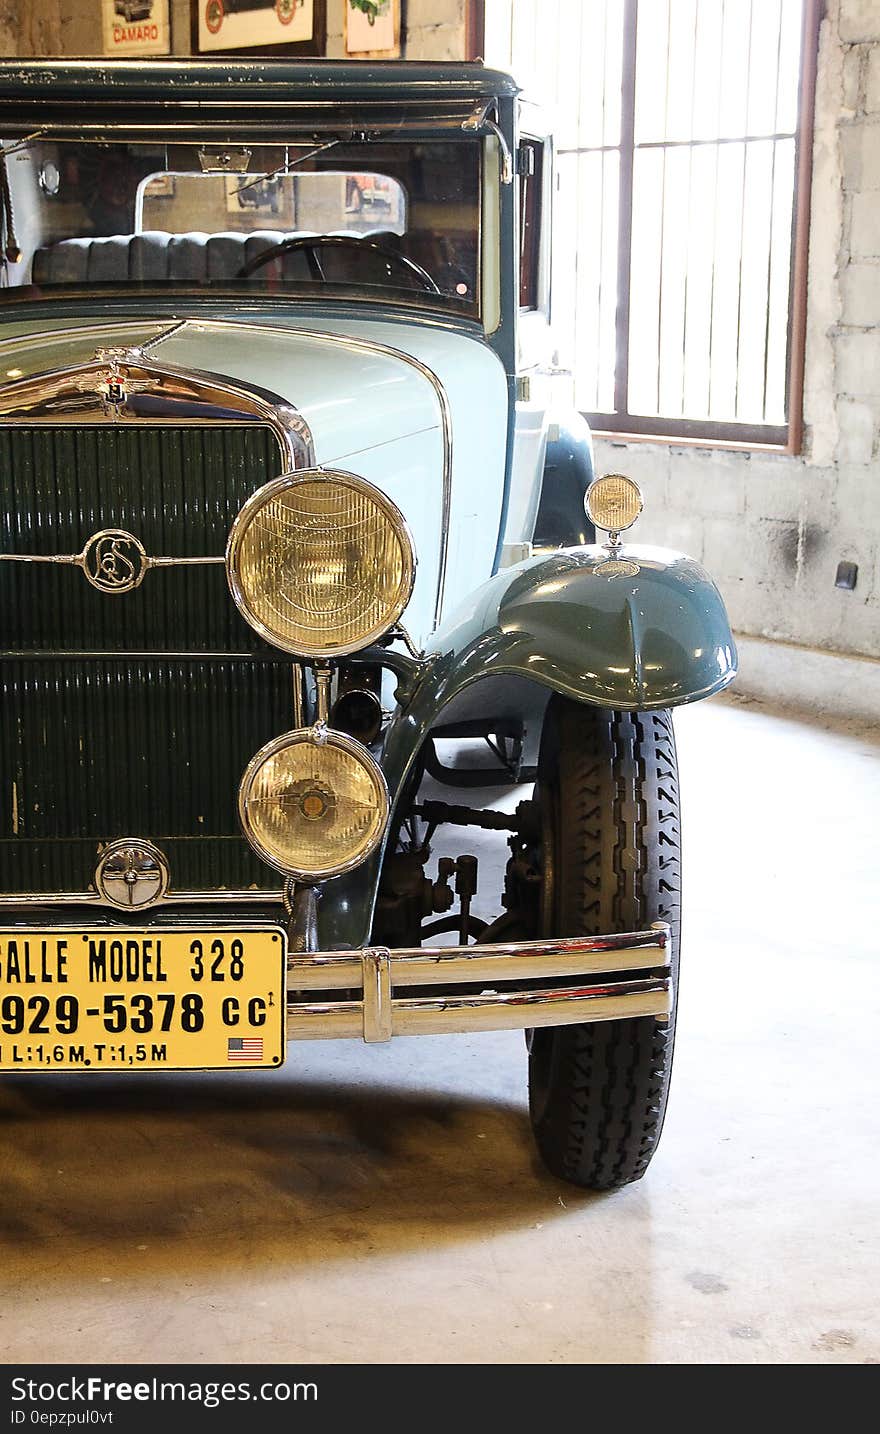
[286,928,669,990]
[139,320,188,352]
[0,529,225,595]
[0,651,291,661]
[288,978,671,1041]
[183,320,454,630]
[0,348,315,472]
[0,889,283,908]
[286,924,672,1040]
[292,662,305,728]
[0,110,492,142]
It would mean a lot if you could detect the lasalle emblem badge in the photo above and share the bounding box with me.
[81,528,148,594]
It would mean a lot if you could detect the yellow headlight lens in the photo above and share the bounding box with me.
[227,470,415,657]
[238,728,389,880]
[585,474,643,535]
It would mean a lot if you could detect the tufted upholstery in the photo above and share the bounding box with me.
[31,230,326,286]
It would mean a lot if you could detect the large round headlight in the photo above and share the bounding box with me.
[238,728,389,880]
[227,470,415,657]
[585,473,643,535]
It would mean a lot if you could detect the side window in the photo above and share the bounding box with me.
[518,138,544,312]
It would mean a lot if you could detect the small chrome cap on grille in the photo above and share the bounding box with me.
[95,838,170,910]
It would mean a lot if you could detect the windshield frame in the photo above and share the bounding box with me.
[0,125,500,328]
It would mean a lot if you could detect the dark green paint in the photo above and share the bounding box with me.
[0,656,291,893]
[0,59,518,108]
[419,545,737,714]
[317,543,737,950]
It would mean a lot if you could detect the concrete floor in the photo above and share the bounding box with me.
[0,695,878,1365]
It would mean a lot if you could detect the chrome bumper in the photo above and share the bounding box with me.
[286,923,671,1042]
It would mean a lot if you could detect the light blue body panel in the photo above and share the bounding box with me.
[0,324,735,952]
[0,315,509,644]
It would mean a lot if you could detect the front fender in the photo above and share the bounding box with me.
[319,544,735,950]
[418,543,736,715]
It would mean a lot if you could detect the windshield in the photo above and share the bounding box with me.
[0,136,482,317]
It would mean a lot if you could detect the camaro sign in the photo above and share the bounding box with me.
[102,0,170,55]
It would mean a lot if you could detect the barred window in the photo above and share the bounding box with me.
[484,0,821,449]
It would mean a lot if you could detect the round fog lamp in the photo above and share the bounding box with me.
[238,728,389,880]
[227,470,415,657]
[585,474,643,536]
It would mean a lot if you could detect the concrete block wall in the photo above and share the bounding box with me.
[595,0,880,662]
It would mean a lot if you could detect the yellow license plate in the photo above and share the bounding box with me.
[0,926,286,1071]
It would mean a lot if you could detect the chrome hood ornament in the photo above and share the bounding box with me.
[92,348,153,411]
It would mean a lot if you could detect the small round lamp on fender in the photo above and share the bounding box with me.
[585,473,643,547]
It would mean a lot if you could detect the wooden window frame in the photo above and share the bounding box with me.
[580,0,822,453]
[472,0,823,454]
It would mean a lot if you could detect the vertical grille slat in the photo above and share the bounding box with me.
[0,425,289,895]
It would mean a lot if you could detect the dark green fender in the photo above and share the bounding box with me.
[418,543,736,713]
[320,543,736,949]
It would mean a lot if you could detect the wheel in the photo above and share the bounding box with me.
[528,697,681,1190]
[204,0,223,34]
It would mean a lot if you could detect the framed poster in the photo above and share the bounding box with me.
[345,0,401,59]
[196,0,325,56]
[103,0,171,55]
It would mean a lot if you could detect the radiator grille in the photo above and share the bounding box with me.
[0,425,291,894]
[0,424,283,652]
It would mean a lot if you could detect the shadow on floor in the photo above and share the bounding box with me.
[0,1068,596,1280]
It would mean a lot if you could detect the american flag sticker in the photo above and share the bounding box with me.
[227,1037,264,1062]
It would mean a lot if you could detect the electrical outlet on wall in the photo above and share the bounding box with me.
[835,561,858,591]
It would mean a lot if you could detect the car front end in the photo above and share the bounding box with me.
[0,60,733,1187]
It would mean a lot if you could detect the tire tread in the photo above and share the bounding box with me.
[529,702,681,1190]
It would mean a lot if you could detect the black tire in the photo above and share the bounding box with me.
[528,697,681,1190]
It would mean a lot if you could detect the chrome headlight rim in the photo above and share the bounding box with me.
[226,468,417,659]
[585,472,644,537]
[238,725,390,882]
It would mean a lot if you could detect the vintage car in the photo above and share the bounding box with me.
[203,0,303,39]
[0,60,736,1190]
[114,0,155,22]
